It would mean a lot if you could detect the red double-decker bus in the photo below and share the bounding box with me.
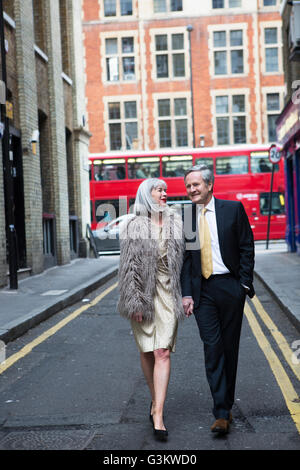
[89,144,286,240]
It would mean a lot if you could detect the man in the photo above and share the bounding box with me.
[181,165,255,435]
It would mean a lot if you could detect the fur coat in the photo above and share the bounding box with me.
[117,210,185,322]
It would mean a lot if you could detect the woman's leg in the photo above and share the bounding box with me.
[140,351,155,414]
[153,348,171,430]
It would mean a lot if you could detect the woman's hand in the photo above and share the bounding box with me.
[133,312,143,322]
[182,297,194,317]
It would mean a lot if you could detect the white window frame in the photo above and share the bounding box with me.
[153,92,192,149]
[153,0,183,15]
[211,89,251,146]
[150,27,190,82]
[260,21,283,75]
[104,95,142,152]
[100,31,140,84]
[259,0,280,10]
[261,86,285,143]
[99,0,136,20]
[208,23,248,78]
[211,0,243,10]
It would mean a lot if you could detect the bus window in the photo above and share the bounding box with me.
[128,157,160,179]
[259,192,285,215]
[250,154,279,173]
[162,155,193,177]
[194,157,214,172]
[93,159,126,181]
[216,155,248,175]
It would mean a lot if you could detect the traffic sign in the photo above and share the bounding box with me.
[269,144,282,164]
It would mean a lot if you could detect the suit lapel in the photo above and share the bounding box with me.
[192,203,197,233]
[214,198,225,258]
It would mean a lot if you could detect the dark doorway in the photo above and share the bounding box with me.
[10,132,27,268]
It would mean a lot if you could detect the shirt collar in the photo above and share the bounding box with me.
[206,195,215,212]
[198,195,215,213]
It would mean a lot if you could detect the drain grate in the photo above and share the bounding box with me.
[0,430,95,450]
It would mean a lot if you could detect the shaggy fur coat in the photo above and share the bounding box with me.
[117,211,185,322]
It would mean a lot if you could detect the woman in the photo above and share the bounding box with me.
[118,178,186,441]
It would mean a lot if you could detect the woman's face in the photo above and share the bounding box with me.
[151,185,167,207]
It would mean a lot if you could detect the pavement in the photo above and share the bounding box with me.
[0,256,120,343]
[0,240,299,345]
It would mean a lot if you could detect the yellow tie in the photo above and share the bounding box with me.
[199,207,213,279]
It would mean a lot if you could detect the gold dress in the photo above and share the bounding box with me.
[131,226,178,353]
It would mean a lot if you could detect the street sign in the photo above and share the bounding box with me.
[266,144,282,250]
[269,144,282,164]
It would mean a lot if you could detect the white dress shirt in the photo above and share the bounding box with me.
[198,196,230,275]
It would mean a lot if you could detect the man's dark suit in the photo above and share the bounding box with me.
[181,198,255,420]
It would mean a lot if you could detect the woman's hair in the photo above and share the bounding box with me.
[133,178,168,215]
[184,164,214,187]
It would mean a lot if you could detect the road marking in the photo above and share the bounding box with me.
[0,282,118,375]
[244,302,300,434]
[250,295,300,382]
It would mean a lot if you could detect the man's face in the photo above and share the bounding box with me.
[184,171,213,205]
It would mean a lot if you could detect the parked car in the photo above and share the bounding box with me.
[92,214,134,254]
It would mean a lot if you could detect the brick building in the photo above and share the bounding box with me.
[276,0,300,254]
[0,0,91,288]
[83,0,284,155]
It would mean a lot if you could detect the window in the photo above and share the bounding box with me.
[105,36,135,81]
[157,97,189,148]
[59,0,71,76]
[266,93,281,142]
[194,158,214,172]
[263,0,277,6]
[259,192,285,216]
[264,27,279,72]
[104,0,116,16]
[108,101,138,150]
[103,0,133,17]
[250,152,279,173]
[153,0,183,13]
[121,0,133,15]
[162,155,193,177]
[155,32,185,79]
[212,0,241,7]
[93,160,126,181]
[128,157,160,179]
[216,155,248,175]
[213,29,244,75]
[33,0,46,51]
[215,94,247,145]
[212,0,224,7]
[3,0,14,19]
[171,0,183,11]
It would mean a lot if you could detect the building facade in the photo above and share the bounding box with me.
[276,0,300,254]
[0,0,91,288]
[83,0,284,155]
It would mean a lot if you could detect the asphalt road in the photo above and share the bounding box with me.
[0,274,299,455]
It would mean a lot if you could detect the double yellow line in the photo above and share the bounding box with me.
[0,282,118,375]
[245,296,300,434]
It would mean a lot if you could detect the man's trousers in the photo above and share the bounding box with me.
[194,273,246,420]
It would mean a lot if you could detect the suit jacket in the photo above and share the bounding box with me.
[180,198,255,309]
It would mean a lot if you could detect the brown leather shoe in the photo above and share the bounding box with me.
[211,418,230,434]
